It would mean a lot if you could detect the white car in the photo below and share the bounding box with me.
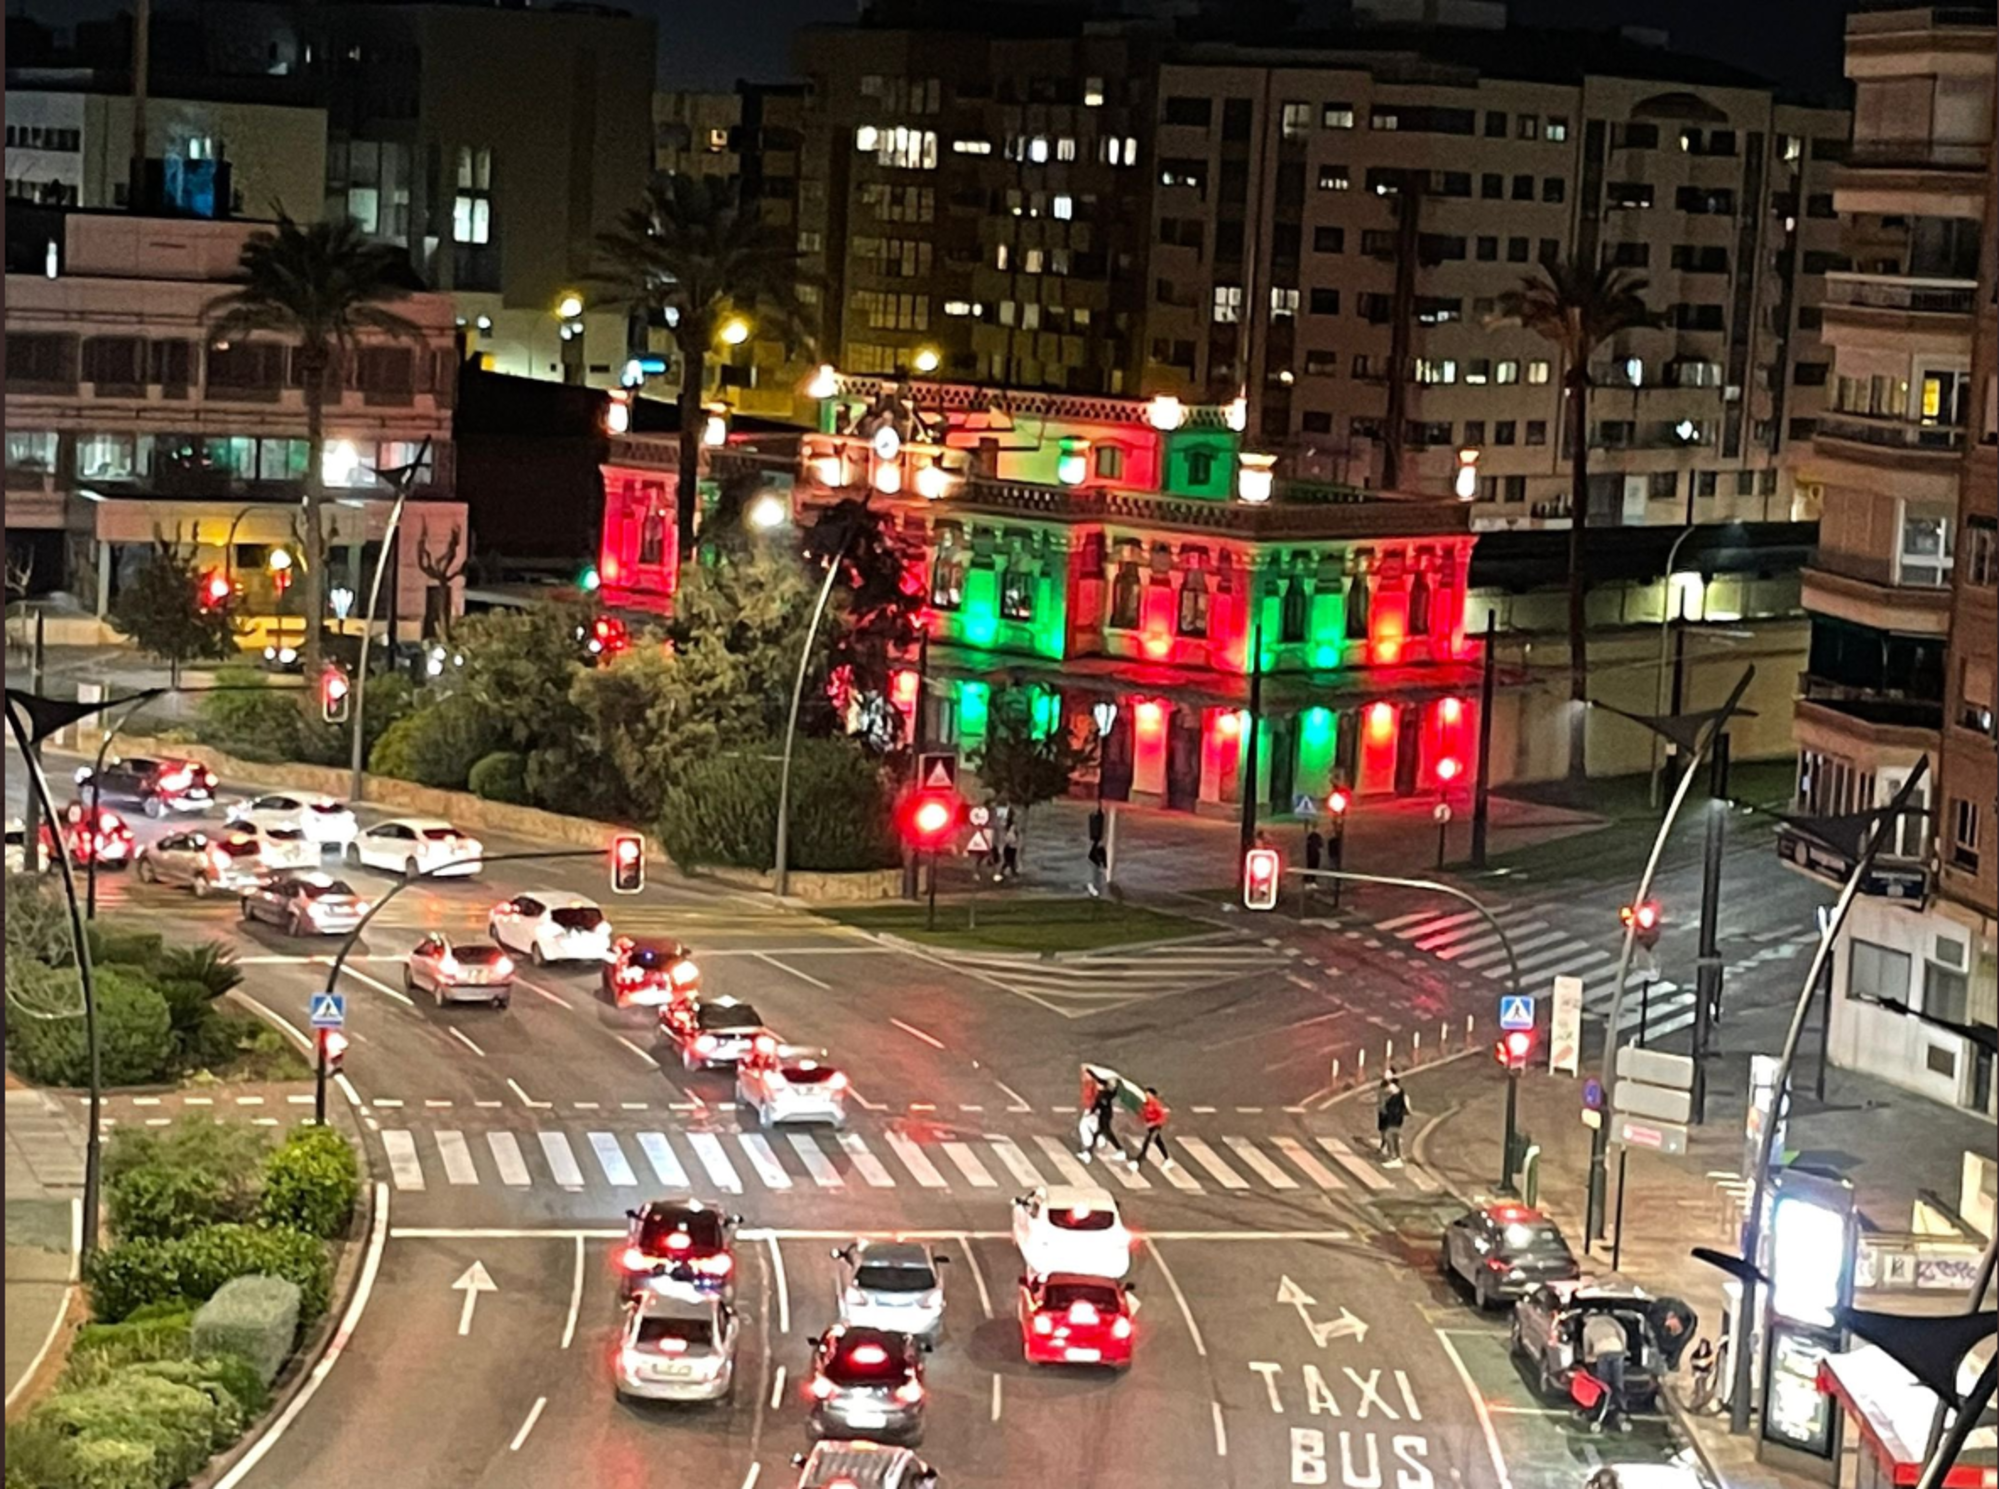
[736,1048,848,1127]
[1012,1185,1133,1281]
[488,891,612,966]
[227,821,321,872]
[349,818,484,879]
[226,792,357,851]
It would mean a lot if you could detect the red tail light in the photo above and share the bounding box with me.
[893,1380,924,1404]
[696,1253,732,1277]
[665,1232,692,1252]
[828,1072,849,1090]
[1111,1316,1133,1340]
[1486,1258,1509,1272]
[849,1344,889,1366]
[492,957,514,978]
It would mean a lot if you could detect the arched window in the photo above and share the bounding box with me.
[1110,560,1142,629]
[1177,567,1210,637]
[1345,571,1371,639]
[1281,575,1309,642]
[1408,568,1432,634]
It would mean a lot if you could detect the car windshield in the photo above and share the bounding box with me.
[310,802,348,815]
[1498,1222,1569,1254]
[781,1064,839,1085]
[639,1211,725,1253]
[700,1004,762,1031]
[452,946,510,966]
[1049,1206,1115,1232]
[551,906,603,931]
[854,1262,935,1293]
[1044,1280,1121,1312]
[825,1338,908,1386]
[297,880,355,899]
[267,828,307,841]
[635,1315,715,1348]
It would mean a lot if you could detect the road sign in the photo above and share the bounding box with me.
[918,752,958,792]
[1293,793,1317,817]
[966,828,993,855]
[1613,1046,1693,1152]
[1615,1116,1689,1157]
[1581,1076,1605,1111]
[1616,1046,1694,1089]
[308,993,345,1030]
[1433,802,1453,824]
[1498,993,1535,1031]
[968,805,991,827]
[1549,974,1584,1076]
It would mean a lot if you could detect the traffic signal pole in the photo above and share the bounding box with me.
[314,1030,329,1125]
[1470,612,1496,869]
[1691,731,1730,1123]
[1238,611,1264,861]
[1499,1064,1521,1196]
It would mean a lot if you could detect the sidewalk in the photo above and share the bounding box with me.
[1406,1049,1993,1489]
[5,1084,86,1414]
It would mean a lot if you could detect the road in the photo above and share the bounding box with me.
[6,746,1816,1489]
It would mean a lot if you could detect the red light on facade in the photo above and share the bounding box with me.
[1367,702,1395,740]
[1215,709,1242,738]
[1135,701,1165,733]
[1440,697,1464,725]
[1436,756,1462,784]
[602,554,620,583]
[892,669,920,708]
[1142,627,1174,660]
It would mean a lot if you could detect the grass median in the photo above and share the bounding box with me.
[824,897,1215,954]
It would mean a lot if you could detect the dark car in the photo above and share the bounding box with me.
[602,935,700,1008]
[807,1325,927,1445]
[665,997,775,1071]
[1509,1276,1667,1407]
[793,1441,939,1489]
[617,1199,742,1302]
[76,756,215,817]
[240,872,372,937]
[1439,1202,1580,1309]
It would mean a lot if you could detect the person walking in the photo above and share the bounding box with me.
[1079,1074,1121,1163]
[1581,1313,1631,1434]
[1001,820,1021,880]
[1126,1087,1175,1171]
[1376,1074,1409,1167]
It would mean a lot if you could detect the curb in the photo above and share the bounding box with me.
[1659,1382,1734,1489]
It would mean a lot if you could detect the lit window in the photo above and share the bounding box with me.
[943,299,973,316]
[1053,194,1073,220]
[952,138,993,155]
[1526,360,1550,385]
[1322,103,1355,130]
[707,128,729,152]
[995,244,1009,270]
[1544,117,1569,142]
[1024,248,1045,274]
[452,195,489,244]
[1056,137,1077,161]
[1897,504,1955,587]
[1029,137,1049,164]
[1084,78,1105,107]
[1270,287,1300,318]
[1281,102,1311,140]
[1495,360,1520,385]
[1317,165,1350,191]
[1414,358,1456,385]
[855,126,880,151]
[1212,285,1243,323]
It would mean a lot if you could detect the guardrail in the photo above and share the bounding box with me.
[1815,412,1967,454]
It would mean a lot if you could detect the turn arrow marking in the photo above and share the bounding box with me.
[1275,1275,1369,1347]
[453,1260,497,1337]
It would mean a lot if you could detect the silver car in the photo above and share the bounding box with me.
[135,831,266,896]
[793,1442,940,1489]
[240,872,372,937]
[613,1289,737,1403]
[833,1241,947,1346]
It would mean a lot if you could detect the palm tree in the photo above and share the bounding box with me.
[205,215,422,680]
[596,175,815,556]
[1493,258,1660,779]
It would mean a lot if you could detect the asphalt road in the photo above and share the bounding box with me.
[6,747,1819,1489]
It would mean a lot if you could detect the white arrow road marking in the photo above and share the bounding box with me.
[453,1260,497,1336]
[1275,1276,1369,1347]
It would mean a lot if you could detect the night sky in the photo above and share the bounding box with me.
[15,0,1859,100]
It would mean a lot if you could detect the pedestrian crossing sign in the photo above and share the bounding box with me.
[1294,793,1317,817]
[918,752,958,791]
[309,993,346,1029]
[1498,993,1534,1031]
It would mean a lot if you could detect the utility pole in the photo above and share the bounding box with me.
[1470,611,1497,869]
[1238,610,1264,861]
[128,0,151,211]
[22,614,46,873]
[1691,730,1730,1122]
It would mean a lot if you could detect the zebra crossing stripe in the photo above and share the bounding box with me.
[1224,1136,1298,1189]
[589,1132,638,1187]
[539,1132,586,1189]
[737,1134,792,1190]
[838,1132,895,1188]
[688,1133,743,1193]
[940,1142,998,1188]
[1095,1148,1152,1191]
[1177,1137,1250,1190]
[1146,1148,1203,1192]
[1271,1136,1345,1190]
[382,1130,425,1190]
[436,1130,479,1185]
[1317,1136,1392,1192]
[637,1132,689,1188]
[487,1131,531,1187]
[1030,1134,1096,1187]
[1400,909,1484,942]
[787,1133,843,1187]
[885,1132,948,1189]
[988,1137,1047,1188]
[1374,910,1437,933]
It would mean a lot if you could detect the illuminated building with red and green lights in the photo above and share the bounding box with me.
[798,375,1481,811]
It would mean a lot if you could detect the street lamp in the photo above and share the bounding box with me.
[557,293,585,321]
[747,492,789,532]
[912,347,941,375]
[718,316,751,347]
[1650,524,1699,808]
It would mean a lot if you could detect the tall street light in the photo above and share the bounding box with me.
[1649,524,1702,808]
[346,439,431,803]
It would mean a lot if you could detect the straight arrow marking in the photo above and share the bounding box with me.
[454,1260,497,1336]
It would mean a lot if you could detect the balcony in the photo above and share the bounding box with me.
[1776,823,1931,901]
[1844,140,1990,172]
[1815,411,1966,456]
[1823,272,1978,316]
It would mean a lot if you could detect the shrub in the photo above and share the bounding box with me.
[104,1116,266,1241]
[84,925,165,973]
[197,677,307,763]
[123,1358,259,1435]
[257,1127,359,1239]
[107,1163,237,1244]
[658,738,901,873]
[191,1276,301,1388]
[466,749,528,804]
[367,692,501,789]
[67,1309,193,1372]
[35,1370,225,1486]
[154,944,241,1000]
[5,871,72,965]
[85,1238,187,1323]
[8,967,174,1088]
[173,1225,331,1323]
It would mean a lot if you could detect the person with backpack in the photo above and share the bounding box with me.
[1377,1073,1409,1167]
[1126,1087,1176,1171]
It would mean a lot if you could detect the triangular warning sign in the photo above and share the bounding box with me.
[923,760,954,789]
[966,828,993,854]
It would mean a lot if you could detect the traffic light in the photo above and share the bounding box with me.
[586,617,629,659]
[199,570,232,609]
[1495,1029,1532,1072]
[902,791,960,853]
[1326,786,1351,819]
[1435,756,1462,786]
[1243,847,1281,911]
[319,1028,348,1075]
[611,834,645,894]
[320,665,351,725]
[1620,901,1663,951]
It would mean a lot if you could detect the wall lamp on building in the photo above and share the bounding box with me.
[604,390,632,434]
[806,364,839,400]
[1057,437,1090,486]
[328,586,356,621]
[1237,452,1277,505]
[703,408,729,447]
[1146,395,1186,432]
[748,492,790,531]
[1224,395,1248,433]
[718,316,751,347]
[911,347,941,375]
[323,439,363,486]
[1455,447,1481,500]
[872,459,903,494]
[913,461,954,500]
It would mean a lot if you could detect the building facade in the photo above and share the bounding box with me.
[1792,4,1996,1116]
[4,212,465,642]
[654,91,742,182]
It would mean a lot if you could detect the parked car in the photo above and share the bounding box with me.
[1509,1276,1666,1407]
[405,934,516,1007]
[488,892,612,966]
[240,872,372,937]
[612,1289,738,1403]
[226,792,357,851]
[350,818,484,879]
[75,756,215,817]
[1439,1202,1580,1309]
[832,1241,947,1346]
[135,831,267,896]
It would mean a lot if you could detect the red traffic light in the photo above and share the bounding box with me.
[200,571,232,609]
[1435,756,1462,785]
[320,665,351,724]
[901,791,960,850]
[1326,787,1351,817]
[320,1028,349,1071]
[1495,1029,1532,1069]
[1620,901,1662,947]
[1242,847,1281,911]
[611,833,645,894]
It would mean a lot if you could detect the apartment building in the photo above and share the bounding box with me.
[1785,4,1996,1116]
[1137,32,1851,524]
[3,211,465,641]
[654,91,741,181]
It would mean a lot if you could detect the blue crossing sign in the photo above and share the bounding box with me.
[1498,993,1536,1031]
[308,993,346,1030]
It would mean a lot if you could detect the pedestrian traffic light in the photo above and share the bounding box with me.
[1435,756,1462,785]
[611,833,645,894]
[902,791,960,853]
[319,1027,348,1075]
[1495,1029,1532,1071]
[199,570,232,609]
[1620,901,1662,950]
[1243,847,1281,911]
[1326,786,1351,819]
[320,665,350,725]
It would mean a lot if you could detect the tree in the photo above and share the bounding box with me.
[1492,258,1660,778]
[970,693,1098,826]
[804,497,924,742]
[205,215,423,681]
[595,175,816,555]
[110,537,238,686]
[414,524,467,643]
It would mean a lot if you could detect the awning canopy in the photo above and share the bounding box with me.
[1818,1344,1998,1488]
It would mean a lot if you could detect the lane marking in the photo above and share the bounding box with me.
[1436,1328,1515,1489]
[446,1028,485,1058]
[689,1132,744,1192]
[613,1034,657,1067]
[769,1365,787,1411]
[756,951,831,991]
[740,1464,761,1489]
[562,1235,584,1350]
[764,1234,791,1335]
[381,1130,425,1190]
[1142,1239,1206,1358]
[538,1131,585,1189]
[986,1137,1046,1188]
[1224,1136,1298,1190]
[953,1233,993,1317]
[1212,1401,1228,1457]
[339,964,414,1007]
[940,1141,997,1188]
[588,1132,638,1187]
[1271,1136,1346,1190]
[837,1133,895,1187]
[487,1132,531,1187]
[1178,1136,1250,1190]
[506,1078,551,1110]
[390,1226,1354,1242]
[889,1017,945,1050]
[786,1133,843,1187]
[637,1132,690,1188]
[991,1373,1003,1423]
[738,1134,793,1190]
[1030,1134,1095,1187]
[1096,1147,1151,1190]
[522,980,571,1009]
[435,1131,479,1185]
[992,1080,1034,1113]
[1147,1148,1203,1192]
[508,1396,547,1452]
[884,1131,948,1188]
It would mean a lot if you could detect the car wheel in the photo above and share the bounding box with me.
[1473,1274,1491,1311]
[142,795,164,819]
[1509,1317,1524,1355]
[346,844,361,867]
[192,874,212,898]
[1437,1244,1453,1277]
[531,942,547,967]
[682,1048,699,1072]
[136,858,156,883]
[494,997,509,1010]
[404,857,420,881]
[287,911,305,937]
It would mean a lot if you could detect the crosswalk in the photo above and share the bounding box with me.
[925,939,1296,1017]
[369,1120,1438,1201]
[1375,906,1697,1041]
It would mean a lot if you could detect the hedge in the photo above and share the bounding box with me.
[126,1356,266,1423]
[658,738,901,873]
[367,692,502,789]
[466,749,528,804]
[20,1370,228,1489]
[7,967,173,1089]
[257,1127,359,1240]
[84,926,166,974]
[191,1276,301,1388]
[88,1223,330,1325]
[67,1307,193,1373]
[104,1116,267,1244]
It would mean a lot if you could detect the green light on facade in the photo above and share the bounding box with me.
[1030,577,1066,659]
[1308,589,1345,670]
[1030,688,1060,740]
[1298,707,1336,794]
[957,680,990,742]
[961,566,1000,648]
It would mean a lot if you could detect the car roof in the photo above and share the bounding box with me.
[640,1197,727,1220]
[801,1441,921,1489]
[633,1288,722,1320]
[1478,1202,1550,1224]
[290,872,341,888]
[1042,1184,1118,1212]
[852,1240,932,1267]
[379,816,455,831]
[824,1324,910,1353]
[1549,1273,1651,1301]
[1037,1271,1126,1292]
[622,936,691,954]
[520,890,597,907]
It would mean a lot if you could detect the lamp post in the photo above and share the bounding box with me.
[1091,700,1117,893]
[1649,525,1698,809]
[347,440,429,804]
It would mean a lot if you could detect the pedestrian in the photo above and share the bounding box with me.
[1079,1074,1121,1163]
[1001,820,1021,880]
[1376,1074,1409,1167]
[1127,1086,1175,1171]
[1580,1312,1631,1434]
[1304,827,1325,873]
[1585,1470,1623,1489]
[1646,1296,1698,1373]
